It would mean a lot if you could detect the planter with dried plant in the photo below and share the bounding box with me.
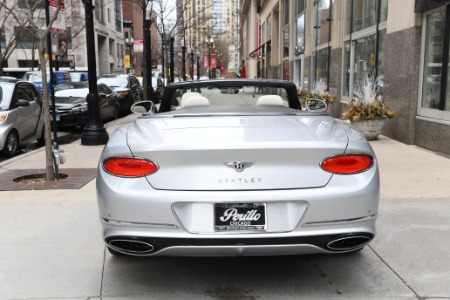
[341,72,396,140]
[297,80,334,108]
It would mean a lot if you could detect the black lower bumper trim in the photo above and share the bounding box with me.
[106,232,374,254]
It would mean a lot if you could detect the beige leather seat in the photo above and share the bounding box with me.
[183,96,210,107]
[180,92,202,107]
[256,95,285,106]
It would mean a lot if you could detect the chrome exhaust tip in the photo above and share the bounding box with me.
[327,236,371,251]
[108,239,155,254]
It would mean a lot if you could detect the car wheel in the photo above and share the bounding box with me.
[2,130,19,157]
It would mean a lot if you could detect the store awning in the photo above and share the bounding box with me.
[415,0,446,13]
[248,41,271,58]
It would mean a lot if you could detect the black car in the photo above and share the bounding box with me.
[51,82,120,128]
[97,74,143,116]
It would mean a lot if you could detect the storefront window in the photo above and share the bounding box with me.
[342,0,387,100]
[313,0,333,88]
[343,41,351,97]
[422,10,445,110]
[380,0,388,22]
[283,27,290,58]
[317,0,331,45]
[296,14,305,52]
[316,47,329,84]
[353,0,377,32]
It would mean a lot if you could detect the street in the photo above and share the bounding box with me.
[0,116,449,299]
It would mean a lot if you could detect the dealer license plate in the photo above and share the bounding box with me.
[214,203,266,231]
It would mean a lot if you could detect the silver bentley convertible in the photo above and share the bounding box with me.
[96,79,379,257]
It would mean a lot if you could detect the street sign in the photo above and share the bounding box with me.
[50,0,67,34]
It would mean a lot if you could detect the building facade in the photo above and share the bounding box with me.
[0,0,125,75]
[240,0,450,156]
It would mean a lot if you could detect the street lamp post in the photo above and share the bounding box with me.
[143,0,153,100]
[126,37,134,74]
[208,37,213,79]
[169,37,174,83]
[81,0,108,146]
[181,40,186,81]
[190,49,194,80]
[196,50,200,80]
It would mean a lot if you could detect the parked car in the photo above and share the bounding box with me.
[97,74,143,116]
[51,82,120,128]
[23,70,71,93]
[0,77,44,156]
[96,79,380,257]
[69,71,88,82]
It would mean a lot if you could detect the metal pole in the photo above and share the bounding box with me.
[208,43,211,79]
[143,0,152,100]
[81,0,109,146]
[169,37,174,83]
[44,0,58,149]
[181,45,186,81]
[190,51,194,80]
[196,55,200,80]
[161,34,165,82]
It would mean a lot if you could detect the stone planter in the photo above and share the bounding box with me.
[350,117,387,140]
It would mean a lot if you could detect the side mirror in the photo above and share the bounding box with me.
[305,98,327,112]
[131,100,156,115]
[15,99,30,108]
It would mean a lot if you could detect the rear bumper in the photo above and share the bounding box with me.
[97,162,379,256]
[101,218,376,256]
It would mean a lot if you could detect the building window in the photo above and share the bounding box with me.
[95,0,104,23]
[14,27,40,49]
[296,14,305,54]
[282,0,290,59]
[18,0,44,9]
[313,0,332,87]
[342,0,387,100]
[419,6,450,120]
[115,0,122,32]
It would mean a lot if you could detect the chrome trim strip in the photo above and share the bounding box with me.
[101,218,179,229]
[303,214,377,227]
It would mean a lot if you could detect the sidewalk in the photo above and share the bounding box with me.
[0,115,449,299]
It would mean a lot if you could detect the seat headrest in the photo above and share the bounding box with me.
[256,95,285,106]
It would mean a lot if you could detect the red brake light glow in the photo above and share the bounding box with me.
[320,154,373,174]
[103,157,158,177]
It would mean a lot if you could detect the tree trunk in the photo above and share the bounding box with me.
[39,40,56,181]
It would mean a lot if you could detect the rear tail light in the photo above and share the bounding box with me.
[103,157,158,177]
[320,154,373,174]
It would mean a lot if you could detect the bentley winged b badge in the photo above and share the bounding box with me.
[223,161,255,172]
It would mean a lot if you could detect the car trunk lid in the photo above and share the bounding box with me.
[126,115,349,190]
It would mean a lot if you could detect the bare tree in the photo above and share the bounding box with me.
[0,0,63,181]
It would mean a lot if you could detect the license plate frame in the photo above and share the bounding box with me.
[214,203,267,231]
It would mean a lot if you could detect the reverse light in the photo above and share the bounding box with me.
[103,157,158,177]
[320,154,373,174]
